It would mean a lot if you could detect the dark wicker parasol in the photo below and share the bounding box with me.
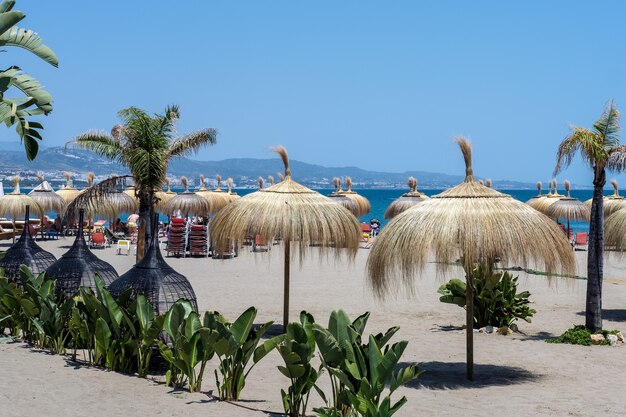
[0,205,57,282]
[46,208,119,298]
[108,213,198,315]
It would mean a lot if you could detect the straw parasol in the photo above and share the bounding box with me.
[155,178,177,212]
[56,172,81,205]
[28,173,66,215]
[545,180,590,237]
[226,178,240,200]
[532,179,565,214]
[384,177,429,219]
[65,175,137,221]
[526,181,545,209]
[124,185,139,204]
[210,174,232,210]
[0,206,56,282]
[164,176,211,216]
[46,208,119,298]
[108,213,198,315]
[367,137,576,380]
[342,177,370,217]
[584,179,626,217]
[211,146,361,329]
[604,204,626,250]
[0,175,43,220]
[328,177,360,216]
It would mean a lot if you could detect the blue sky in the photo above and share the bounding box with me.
[6,1,626,185]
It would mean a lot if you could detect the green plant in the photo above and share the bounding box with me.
[312,310,419,417]
[157,300,217,392]
[134,294,165,377]
[19,266,72,354]
[437,261,535,328]
[0,0,59,160]
[261,312,319,417]
[206,306,273,400]
[547,325,620,346]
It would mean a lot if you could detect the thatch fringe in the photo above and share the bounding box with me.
[368,139,576,297]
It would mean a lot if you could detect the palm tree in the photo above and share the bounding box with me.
[554,101,625,331]
[68,105,217,261]
[0,0,59,160]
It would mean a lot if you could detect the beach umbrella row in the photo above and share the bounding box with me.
[0,176,43,220]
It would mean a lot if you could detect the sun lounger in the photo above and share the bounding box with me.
[90,232,108,249]
[574,232,588,251]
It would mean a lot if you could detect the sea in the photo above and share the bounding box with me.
[23,188,595,234]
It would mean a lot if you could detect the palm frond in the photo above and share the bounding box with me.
[593,101,620,148]
[607,145,626,172]
[67,132,126,163]
[1,66,53,112]
[63,175,132,222]
[0,8,23,37]
[554,128,601,175]
[167,128,217,158]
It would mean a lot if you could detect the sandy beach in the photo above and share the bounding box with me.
[1,238,625,417]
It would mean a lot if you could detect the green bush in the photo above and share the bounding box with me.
[546,325,620,346]
[437,261,536,328]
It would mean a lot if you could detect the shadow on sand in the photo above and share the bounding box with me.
[576,309,626,322]
[403,361,540,390]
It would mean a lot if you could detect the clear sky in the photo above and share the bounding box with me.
[7,1,626,185]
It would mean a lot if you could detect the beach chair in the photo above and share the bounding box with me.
[574,232,588,251]
[93,219,107,232]
[104,227,126,244]
[252,235,269,252]
[0,224,12,241]
[116,239,131,255]
[90,232,108,249]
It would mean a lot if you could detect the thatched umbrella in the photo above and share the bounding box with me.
[208,175,232,213]
[211,147,361,329]
[367,137,576,380]
[545,180,590,237]
[28,173,66,215]
[327,177,359,216]
[532,179,565,214]
[196,174,230,214]
[108,214,197,315]
[342,177,370,217]
[46,208,119,298]
[164,176,210,216]
[584,179,626,217]
[155,178,177,212]
[124,185,139,204]
[384,177,429,219]
[56,172,81,205]
[604,204,626,250]
[0,176,43,220]
[0,206,56,282]
[526,181,545,208]
[65,175,137,222]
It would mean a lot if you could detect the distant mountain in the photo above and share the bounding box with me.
[0,145,541,189]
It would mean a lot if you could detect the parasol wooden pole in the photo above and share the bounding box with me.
[283,239,291,331]
[465,267,474,381]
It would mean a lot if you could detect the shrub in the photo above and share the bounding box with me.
[437,261,535,328]
[546,325,620,346]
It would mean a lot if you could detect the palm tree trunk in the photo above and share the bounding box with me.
[586,167,605,331]
[136,189,154,262]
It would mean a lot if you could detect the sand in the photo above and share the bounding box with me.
[1,238,626,417]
